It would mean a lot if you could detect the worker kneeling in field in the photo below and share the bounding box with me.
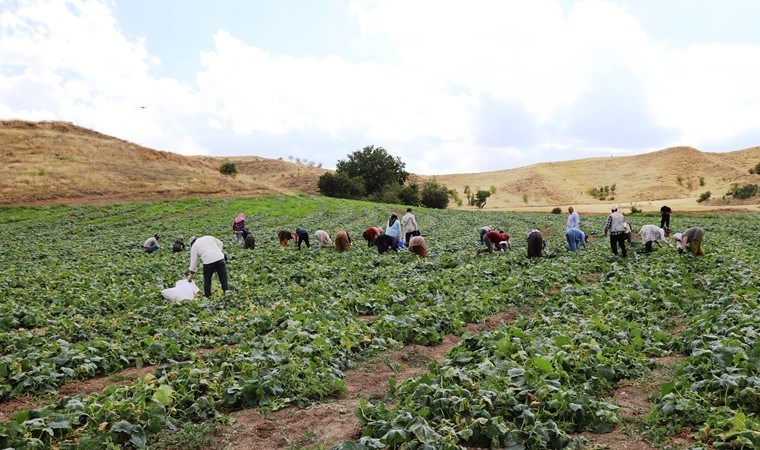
[187,235,228,298]
[476,230,510,256]
[408,235,428,258]
[143,233,161,253]
[172,236,186,253]
[334,230,351,253]
[526,228,546,258]
[674,227,705,256]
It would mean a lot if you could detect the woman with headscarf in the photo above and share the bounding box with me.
[385,213,401,248]
[232,213,246,245]
[408,235,428,258]
[334,230,351,253]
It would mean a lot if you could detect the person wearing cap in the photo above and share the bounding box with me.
[639,225,669,253]
[526,227,546,258]
[363,226,383,247]
[172,236,186,253]
[143,234,160,253]
[566,207,580,229]
[334,230,351,253]
[674,227,705,256]
[408,235,428,257]
[295,227,310,249]
[477,230,510,256]
[232,213,246,246]
[401,208,419,246]
[565,227,587,252]
[603,205,627,257]
[187,235,228,297]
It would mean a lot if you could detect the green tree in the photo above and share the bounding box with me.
[420,179,449,209]
[317,172,366,199]
[474,190,491,208]
[398,182,421,206]
[335,145,408,197]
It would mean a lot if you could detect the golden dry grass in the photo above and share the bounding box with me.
[1,120,758,212]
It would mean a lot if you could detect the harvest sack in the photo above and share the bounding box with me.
[161,279,200,302]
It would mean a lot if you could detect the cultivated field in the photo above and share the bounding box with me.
[0,196,757,449]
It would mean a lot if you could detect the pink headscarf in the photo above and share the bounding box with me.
[234,213,245,223]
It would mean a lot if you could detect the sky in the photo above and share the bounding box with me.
[2,0,760,175]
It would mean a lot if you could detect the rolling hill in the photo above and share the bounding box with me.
[1,120,759,211]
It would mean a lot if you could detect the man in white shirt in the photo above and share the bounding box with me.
[603,205,627,257]
[187,236,228,297]
[566,207,580,229]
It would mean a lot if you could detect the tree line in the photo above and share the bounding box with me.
[318,145,450,208]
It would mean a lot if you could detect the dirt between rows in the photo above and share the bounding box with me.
[222,311,517,449]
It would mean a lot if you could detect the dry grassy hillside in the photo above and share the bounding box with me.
[0,121,322,204]
[433,146,760,213]
[1,120,758,211]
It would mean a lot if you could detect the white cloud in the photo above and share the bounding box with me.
[1,0,759,174]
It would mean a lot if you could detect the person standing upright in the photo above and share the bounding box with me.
[660,205,672,233]
[604,205,627,257]
[400,208,419,246]
[232,213,246,246]
[566,207,580,229]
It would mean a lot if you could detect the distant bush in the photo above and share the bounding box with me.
[588,184,616,200]
[726,183,759,200]
[318,172,365,199]
[420,179,450,209]
[630,205,642,214]
[551,207,562,214]
[750,162,760,174]
[697,191,711,203]
[699,176,705,186]
[219,162,237,175]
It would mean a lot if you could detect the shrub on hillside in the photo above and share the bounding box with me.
[697,191,711,203]
[551,207,562,214]
[219,162,237,175]
[726,183,758,200]
[420,179,450,209]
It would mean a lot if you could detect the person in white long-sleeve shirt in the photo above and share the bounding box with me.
[187,235,228,297]
[566,207,580,229]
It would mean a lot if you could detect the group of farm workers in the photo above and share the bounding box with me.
[144,209,427,298]
[144,205,704,298]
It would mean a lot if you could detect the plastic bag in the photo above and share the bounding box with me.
[161,279,200,302]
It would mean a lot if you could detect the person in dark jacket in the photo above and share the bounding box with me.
[660,205,672,234]
[172,236,186,253]
[295,227,310,249]
[375,234,399,254]
[526,228,546,258]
